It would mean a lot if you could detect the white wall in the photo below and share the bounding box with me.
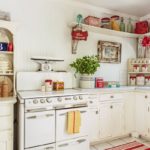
[0,0,137,85]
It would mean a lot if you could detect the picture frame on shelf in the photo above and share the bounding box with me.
[97,40,122,63]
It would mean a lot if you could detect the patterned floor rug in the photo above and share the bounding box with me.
[105,141,150,150]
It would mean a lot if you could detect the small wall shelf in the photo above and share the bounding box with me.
[70,22,150,39]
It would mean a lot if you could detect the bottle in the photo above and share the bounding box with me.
[127,18,133,33]
[120,17,125,32]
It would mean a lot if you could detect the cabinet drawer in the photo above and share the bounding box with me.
[0,105,13,116]
[0,116,12,130]
[100,93,123,101]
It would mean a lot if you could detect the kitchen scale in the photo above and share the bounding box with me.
[31,56,64,71]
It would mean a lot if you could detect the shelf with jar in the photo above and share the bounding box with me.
[0,24,16,98]
[128,58,150,86]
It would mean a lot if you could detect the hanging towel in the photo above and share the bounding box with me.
[74,110,81,133]
[67,111,74,134]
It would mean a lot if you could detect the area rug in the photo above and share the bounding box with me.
[105,141,150,150]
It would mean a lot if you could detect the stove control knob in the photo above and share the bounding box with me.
[47,98,52,103]
[33,99,38,104]
[79,95,83,100]
[57,97,62,102]
[40,99,45,103]
[73,96,77,100]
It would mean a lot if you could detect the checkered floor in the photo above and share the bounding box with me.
[90,137,150,150]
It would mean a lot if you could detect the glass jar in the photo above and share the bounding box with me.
[101,18,111,29]
[133,64,140,72]
[136,74,145,86]
[45,80,53,92]
[145,76,150,86]
[111,15,120,31]
[130,75,136,86]
[141,64,148,72]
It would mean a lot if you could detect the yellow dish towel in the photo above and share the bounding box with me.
[67,111,81,134]
[74,111,81,133]
[67,111,74,134]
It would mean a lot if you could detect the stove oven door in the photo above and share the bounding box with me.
[25,110,55,148]
[56,107,89,142]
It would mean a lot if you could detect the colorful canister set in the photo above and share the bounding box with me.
[130,64,150,86]
[83,15,134,33]
[0,42,13,52]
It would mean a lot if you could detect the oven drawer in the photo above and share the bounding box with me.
[56,107,89,142]
[56,136,89,150]
[25,110,55,148]
[26,143,55,150]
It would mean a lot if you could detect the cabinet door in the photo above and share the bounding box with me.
[124,92,135,134]
[135,93,147,136]
[146,103,150,138]
[111,102,125,137]
[89,108,99,142]
[99,103,112,139]
[0,131,13,150]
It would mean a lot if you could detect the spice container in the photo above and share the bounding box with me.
[53,81,64,91]
[145,76,150,86]
[141,64,148,72]
[130,75,136,86]
[101,18,111,29]
[45,80,53,92]
[95,77,104,88]
[133,64,140,72]
[136,74,145,86]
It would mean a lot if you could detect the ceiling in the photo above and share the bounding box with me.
[76,0,150,17]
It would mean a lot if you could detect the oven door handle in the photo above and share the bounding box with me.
[59,110,87,116]
[26,113,54,119]
[45,146,55,150]
[26,107,52,112]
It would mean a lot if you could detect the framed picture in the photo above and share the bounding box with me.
[97,40,122,63]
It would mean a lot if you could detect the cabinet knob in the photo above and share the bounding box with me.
[110,105,113,109]
[145,95,148,99]
[110,95,114,98]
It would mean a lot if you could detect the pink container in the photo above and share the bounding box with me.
[84,16,100,27]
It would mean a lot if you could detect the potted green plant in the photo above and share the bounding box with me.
[70,55,100,88]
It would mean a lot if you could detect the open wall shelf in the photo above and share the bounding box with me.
[70,22,150,39]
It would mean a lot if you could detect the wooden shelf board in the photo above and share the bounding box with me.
[70,22,150,38]
[0,73,14,76]
[0,51,13,54]
[128,72,150,74]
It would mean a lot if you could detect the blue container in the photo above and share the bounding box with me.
[0,42,8,51]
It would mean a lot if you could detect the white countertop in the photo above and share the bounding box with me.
[17,86,150,100]
[18,89,89,99]
[0,97,17,104]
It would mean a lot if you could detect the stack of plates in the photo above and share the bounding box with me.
[0,61,10,71]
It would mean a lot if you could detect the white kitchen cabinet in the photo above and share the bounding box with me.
[111,102,124,137]
[146,103,150,138]
[99,93,125,140]
[124,92,135,134]
[0,130,13,150]
[99,103,112,139]
[135,92,148,137]
[89,108,100,142]
[0,99,16,150]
